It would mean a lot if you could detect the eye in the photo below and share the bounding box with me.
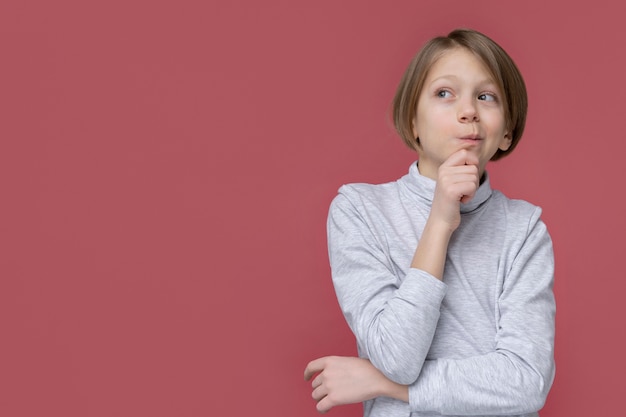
[436,89,452,98]
[478,92,497,102]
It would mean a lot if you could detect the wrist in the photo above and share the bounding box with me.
[424,214,457,237]
[380,378,409,402]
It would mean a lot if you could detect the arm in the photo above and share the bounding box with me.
[306,210,555,415]
[330,151,480,384]
[407,215,556,415]
[411,150,480,278]
[329,151,479,384]
[328,192,445,385]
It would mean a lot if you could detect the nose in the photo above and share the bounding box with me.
[458,98,479,122]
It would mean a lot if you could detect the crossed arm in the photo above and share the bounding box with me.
[304,152,555,414]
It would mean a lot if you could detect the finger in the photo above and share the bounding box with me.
[450,184,477,203]
[460,190,476,204]
[440,172,479,185]
[311,374,323,389]
[438,168,479,194]
[438,173,478,192]
[443,149,479,168]
[312,383,327,401]
[316,395,333,414]
[304,357,327,381]
[439,163,479,179]
[460,148,480,167]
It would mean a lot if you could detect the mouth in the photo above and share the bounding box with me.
[458,135,482,144]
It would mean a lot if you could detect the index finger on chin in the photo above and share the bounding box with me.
[444,149,478,168]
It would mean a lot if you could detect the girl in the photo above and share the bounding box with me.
[304,29,555,417]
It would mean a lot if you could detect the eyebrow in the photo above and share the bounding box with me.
[429,75,497,87]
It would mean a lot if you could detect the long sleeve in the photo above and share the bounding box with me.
[408,212,556,415]
[328,190,447,385]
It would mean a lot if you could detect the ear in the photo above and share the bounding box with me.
[411,116,422,151]
[499,132,512,151]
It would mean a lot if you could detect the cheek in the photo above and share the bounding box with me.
[418,106,444,126]
[483,113,507,135]
[422,112,452,136]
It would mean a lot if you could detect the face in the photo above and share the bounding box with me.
[412,47,511,180]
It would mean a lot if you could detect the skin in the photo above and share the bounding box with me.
[305,47,513,413]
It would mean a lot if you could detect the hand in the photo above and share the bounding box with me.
[430,149,480,232]
[304,356,405,413]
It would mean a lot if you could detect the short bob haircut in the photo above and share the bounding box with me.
[392,29,527,161]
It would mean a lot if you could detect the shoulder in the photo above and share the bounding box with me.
[491,190,548,234]
[492,189,541,214]
[331,181,400,214]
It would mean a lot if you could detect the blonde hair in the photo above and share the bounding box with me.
[392,29,527,160]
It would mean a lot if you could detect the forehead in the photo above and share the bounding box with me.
[425,47,495,84]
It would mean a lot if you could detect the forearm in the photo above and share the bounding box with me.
[411,153,477,279]
[374,348,552,414]
[352,270,445,384]
[410,218,453,280]
[408,351,554,415]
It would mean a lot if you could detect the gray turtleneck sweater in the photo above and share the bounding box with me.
[328,162,555,417]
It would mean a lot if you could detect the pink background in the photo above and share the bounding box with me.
[1,1,623,416]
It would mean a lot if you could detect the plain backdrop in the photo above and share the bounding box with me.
[1,1,624,416]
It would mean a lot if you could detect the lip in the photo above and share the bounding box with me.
[459,134,482,141]
[457,135,482,146]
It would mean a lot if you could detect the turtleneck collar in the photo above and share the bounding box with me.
[398,161,493,214]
